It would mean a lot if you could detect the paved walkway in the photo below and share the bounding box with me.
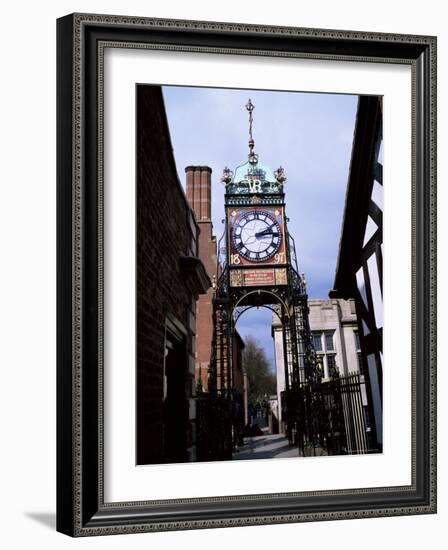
[232,433,299,460]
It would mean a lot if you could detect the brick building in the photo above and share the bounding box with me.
[185,166,248,440]
[185,166,216,391]
[185,166,247,402]
[136,86,210,465]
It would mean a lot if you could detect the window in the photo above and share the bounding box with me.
[325,332,334,351]
[312,333,322,351]
[354,330,361,350]
[357,353,365,375]
[327,354,336,373]
[354,330,365,375]
[312,331,338,377]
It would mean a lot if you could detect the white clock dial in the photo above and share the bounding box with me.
[232,210,281,262]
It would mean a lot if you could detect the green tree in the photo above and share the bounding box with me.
[242,336,276,405]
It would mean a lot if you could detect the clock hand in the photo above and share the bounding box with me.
[255,228,276,239]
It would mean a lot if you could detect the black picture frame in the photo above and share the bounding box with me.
[57,13,437,536]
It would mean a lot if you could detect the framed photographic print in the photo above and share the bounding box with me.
[56,13,437,536]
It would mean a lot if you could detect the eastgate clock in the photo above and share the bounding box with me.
[231,209,282,262]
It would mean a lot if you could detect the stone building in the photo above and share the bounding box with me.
[272,298,363,429]
[136,85,210,465]
[308,299,363,379]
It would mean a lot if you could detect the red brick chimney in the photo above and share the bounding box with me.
[185,166,212,221]
[185,165,215,391]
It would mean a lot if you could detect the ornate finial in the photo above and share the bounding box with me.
[221,166,233,185]
[246,99,254,141]
[245,99,258,163]
[274,166,287,184]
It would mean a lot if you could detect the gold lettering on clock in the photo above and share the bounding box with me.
[230,254,241,265]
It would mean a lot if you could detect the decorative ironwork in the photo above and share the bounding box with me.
[226,194,284,206]
[232,303,283,325]
[245,98,257,163]
[221,101,285,196]
[208,260,326,457]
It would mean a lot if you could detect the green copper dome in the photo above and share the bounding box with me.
[222,157,286,195]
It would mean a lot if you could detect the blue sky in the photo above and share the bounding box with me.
[162,86,358,369]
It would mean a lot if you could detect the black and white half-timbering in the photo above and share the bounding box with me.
[330,96,383,451]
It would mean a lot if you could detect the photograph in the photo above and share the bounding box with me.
[136,84,383,465]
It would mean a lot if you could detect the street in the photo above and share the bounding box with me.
[233,432,299,460]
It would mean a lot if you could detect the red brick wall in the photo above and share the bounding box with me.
[185,167,216,391]
[137,85,198,464]
[185,168,247,394]
[195,221,217,390]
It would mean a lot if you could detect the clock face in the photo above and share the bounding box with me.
[232,210,282,262]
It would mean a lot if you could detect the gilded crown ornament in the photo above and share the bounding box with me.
[221,166,233,185]
[274,166,287,184]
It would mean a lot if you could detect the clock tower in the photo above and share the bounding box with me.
[223,100,289,290]
[203,99,323,460]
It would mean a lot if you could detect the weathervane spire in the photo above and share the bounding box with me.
[245,99,257,163]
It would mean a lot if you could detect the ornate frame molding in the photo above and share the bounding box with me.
[57,13,436,536]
